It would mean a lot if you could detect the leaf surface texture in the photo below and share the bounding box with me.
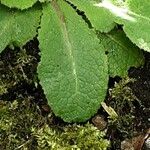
[67,0,116,32]
[38,0,108,122]
[0,4,41,52]
[99,30,144,77]
[0,0,38,9]
[95,0,150,51]
[122,0,150,52]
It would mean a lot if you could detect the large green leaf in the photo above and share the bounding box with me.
[98,29,144,77]
[0,4,41,52]
[38,0,108,122]
[95,0,150,52]
[0,0,38,9]
[67,0,116,32]
[122,0,150,52]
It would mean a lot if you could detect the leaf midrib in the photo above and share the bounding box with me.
[51,1,78,92]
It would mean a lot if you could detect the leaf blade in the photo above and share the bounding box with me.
[67,0,116,32]
[38,1,108,122]
[122,0,150,52]
[0,4,41,52]
[95,0,150,52]
[99,29,144,77]
[0,0,38,9]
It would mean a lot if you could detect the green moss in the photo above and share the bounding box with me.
[0,48,37,95]
[0,98,110,150]
[111,77,137,105]
[33,123,110,150]
[0,80,8,95]
[0,98,46,150]
[107,77,138,138]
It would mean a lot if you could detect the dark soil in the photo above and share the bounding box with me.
[129,52,150,132]
[105,52,150,150]
[0,39,150,150]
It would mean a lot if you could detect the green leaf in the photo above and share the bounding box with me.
[0,0,38,9]
[38,0,108,122]
[122,0,150,52]
[0,4,41,52]
[67,0,116,32]
[95,0,150,52]
[98,29,144,77]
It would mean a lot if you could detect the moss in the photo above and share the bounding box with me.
[0,98,110,150]
[107,77,138,139]
[33,123,110,150]
[0,98,46,150]
[0,47,37,96]
[0,78,8,95]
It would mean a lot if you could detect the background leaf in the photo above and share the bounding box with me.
[95,0,150,52]
[0,0,38,9]
[67,0,116,32]
[122,0,150,52]
[98,29,144,77]
[0,4,41,52]
[38,0,108,122]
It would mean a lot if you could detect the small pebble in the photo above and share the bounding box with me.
[92,115,107,130]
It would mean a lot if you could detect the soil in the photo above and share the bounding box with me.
[105,52,150,150]
[0,39,150,150]
[129,53,150,132]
